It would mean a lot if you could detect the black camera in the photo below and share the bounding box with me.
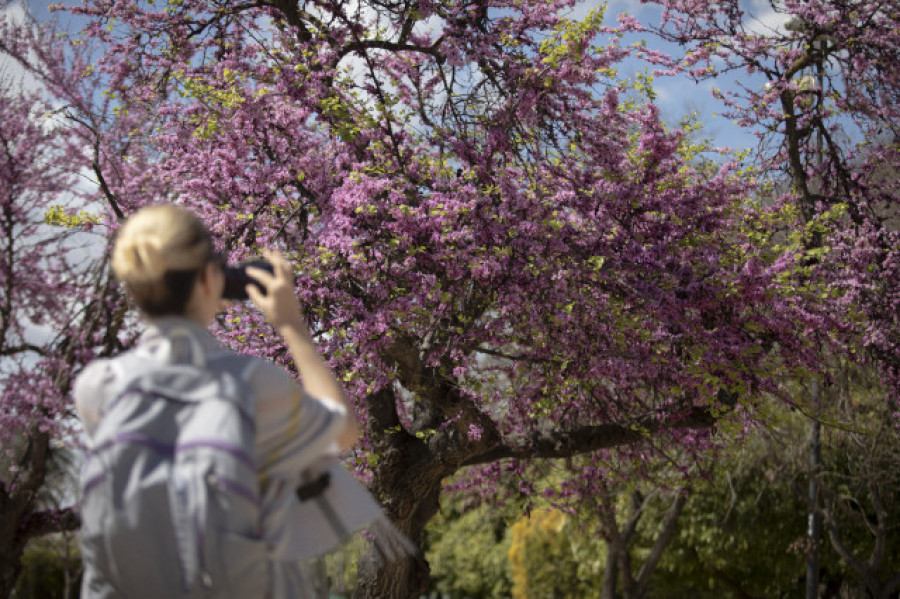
[222,260,274,300]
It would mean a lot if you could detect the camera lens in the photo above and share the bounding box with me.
[222,259,274,300]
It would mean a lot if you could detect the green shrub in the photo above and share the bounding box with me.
[13,538,80,599]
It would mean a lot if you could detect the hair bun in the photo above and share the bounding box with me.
[111,203,212,288]
[112,236,167,283]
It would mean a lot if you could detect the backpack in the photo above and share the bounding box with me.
[78,328,269,599]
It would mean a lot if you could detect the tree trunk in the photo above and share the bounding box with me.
[352,451,444,598]
[0,431,81,599]
[601,547,619,599]
[353,388,450,598]
[0,433,48,599]
[0,504,28,599]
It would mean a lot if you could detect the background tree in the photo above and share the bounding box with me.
[507,508,587,598]
[426,500,513,599]
[420,382,898,599]
[0,76,90,597]
[654,425,813,598]
[814,406,900,599]
[770,371,900,598]
[641,0,900,400]
[13,535,81,599]
[425,453,693,599]
[641,3,900,593]
[0,9,148,594]
[594,484,688,599]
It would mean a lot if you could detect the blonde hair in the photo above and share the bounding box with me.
[112,204,212,282]
[112,204,214,315]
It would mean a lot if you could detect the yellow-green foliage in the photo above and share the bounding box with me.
[44,205,101,228]
[174,68,246,139]
[427,505,513,598]
[508,509,603,599]
[15,538,81,599]
[538,6,606,68]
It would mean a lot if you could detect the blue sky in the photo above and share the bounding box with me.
[592,0,782,154]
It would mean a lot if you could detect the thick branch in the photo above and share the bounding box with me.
[337,38,445,65]
[634,489,689,598]
[262,0,312,42]
[822,499,873,589]
[382,335,503,449]
[464,406,717,466]
[92,160,124,221]
[20,507,81,541]
[779,91,815,222]
[622,491,649,542]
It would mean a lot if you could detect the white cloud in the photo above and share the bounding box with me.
[742,0,793,37]
[0,2,44,92]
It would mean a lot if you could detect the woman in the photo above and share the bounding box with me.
[74,203,361,597]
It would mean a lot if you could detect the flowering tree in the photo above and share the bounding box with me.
[640,0,900,399]
[0,11,159,595]
[6,0,896,596]
[637,1,900,594]
[0,77,91,595]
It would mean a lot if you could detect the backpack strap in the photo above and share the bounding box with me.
[170,326,206,367]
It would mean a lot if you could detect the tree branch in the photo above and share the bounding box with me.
[20,506,81,541]
[464,405,717,466]
[382,334,504,449]
[634,489,689,598]
[337,38,445,65]
[622,490,649,542]
[0,343,46,356]
[92,160,124,221]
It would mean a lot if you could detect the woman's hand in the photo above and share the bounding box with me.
[245,249,304,331]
